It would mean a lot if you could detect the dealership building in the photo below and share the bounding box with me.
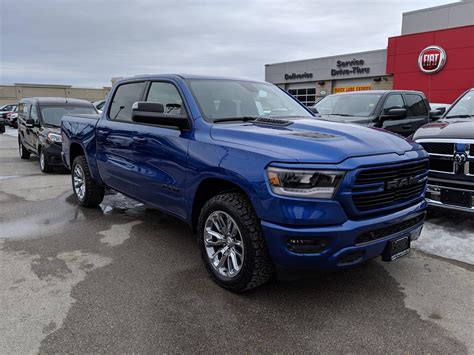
[265,0,474,105]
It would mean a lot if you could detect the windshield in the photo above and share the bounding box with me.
[40,105,97,127]
[187,79,312,122]
[315,93,382,118]
[446,91,474,118]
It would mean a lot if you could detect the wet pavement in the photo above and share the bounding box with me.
[1,130,473,353]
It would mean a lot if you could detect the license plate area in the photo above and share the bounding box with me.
[440,189,471,208]
[382,236,410,262]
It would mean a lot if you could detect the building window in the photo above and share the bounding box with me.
[287,88,315,106]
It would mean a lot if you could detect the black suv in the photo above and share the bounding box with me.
[18,97,97,172]
[312,90,439,137]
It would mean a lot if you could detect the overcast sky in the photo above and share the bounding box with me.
[1,0,456,87]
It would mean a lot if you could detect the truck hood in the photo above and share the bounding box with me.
[211,118,419,164]
[413,119,474,140]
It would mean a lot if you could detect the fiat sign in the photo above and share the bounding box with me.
[418,46,446,74]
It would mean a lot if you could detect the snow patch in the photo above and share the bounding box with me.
[413,217,474,265]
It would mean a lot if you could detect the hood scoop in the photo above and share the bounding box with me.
[253,117,292,126]
[289,131,336,139]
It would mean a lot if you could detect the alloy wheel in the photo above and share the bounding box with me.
[73,164,86,201]
[204,211,244,278]
[40,151,45,171]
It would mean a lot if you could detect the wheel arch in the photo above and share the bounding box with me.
[191,177,253,234]
[70,142,85,166]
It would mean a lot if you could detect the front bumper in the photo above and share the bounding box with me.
[43,143,64,166]
[426,183,474,213]
[261,200,426,269]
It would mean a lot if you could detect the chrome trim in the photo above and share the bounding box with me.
[427,184,474,192]
[429,177,474,186]
[416,138,474,144]
[427,199,474,213]
[416,139,473,175]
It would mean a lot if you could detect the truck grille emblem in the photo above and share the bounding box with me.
[454,152,468,174]
[386,176,420,191]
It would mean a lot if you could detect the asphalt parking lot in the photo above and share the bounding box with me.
[1,128,473,354]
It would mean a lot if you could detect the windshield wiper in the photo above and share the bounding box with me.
[328,113,355,117]
[446,114,473,119]
[213,116,259,123]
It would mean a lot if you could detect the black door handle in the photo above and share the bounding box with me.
[402,125,412,129]
[133,136,147,144]
[97,129,109,136]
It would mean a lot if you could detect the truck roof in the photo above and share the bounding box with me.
[330,90,426,96]
[118,74,267,84]
[19,97,94,106]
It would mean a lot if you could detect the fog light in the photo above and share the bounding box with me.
[287,238,329,253]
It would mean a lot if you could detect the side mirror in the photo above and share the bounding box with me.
[131,101,189,129]
[25,118,35,128]
[309,106,318,114]
[383,108,407,120]
[429,109,444,121]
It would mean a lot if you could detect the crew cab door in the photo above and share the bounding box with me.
[403,93,430,133]
[132,81,190,218]
[95,81,146,196]
[378,93,412,136]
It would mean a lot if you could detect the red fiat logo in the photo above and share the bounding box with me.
[418,46,446,74]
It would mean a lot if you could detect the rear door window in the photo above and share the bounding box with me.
[109,81,147,122]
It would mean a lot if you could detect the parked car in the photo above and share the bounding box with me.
[0,104,19,127]
[312,90,437,137]
[430,103,450,116]
[414,88,474,213]
[93,100,106,113]
[18,97,97,173]
[62,74,428,292]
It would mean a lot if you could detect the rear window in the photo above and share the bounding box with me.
[40,105,97,127]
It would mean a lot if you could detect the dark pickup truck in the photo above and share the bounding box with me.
[313,90,439,137]
[414,88,474,213]
[62,75,428,291]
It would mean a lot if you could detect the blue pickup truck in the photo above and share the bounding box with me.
[62,74,428,292]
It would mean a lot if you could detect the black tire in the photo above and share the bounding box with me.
[19,138,30,159]
[39,148,53,173]
[198,192,273,292]
[71,155,105,207]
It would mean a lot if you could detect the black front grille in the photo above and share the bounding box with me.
[419,142,454,155]
[352,160,428,212]
[430,157,453,173]
[355,161,427,185]
[470,145,474,156]
[356,214,425,244]
[470,164,474,175]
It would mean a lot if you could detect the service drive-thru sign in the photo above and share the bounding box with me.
[418,46,446,74]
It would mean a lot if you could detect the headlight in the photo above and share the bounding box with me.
[267,167,344,198]
[47,132,62,143]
